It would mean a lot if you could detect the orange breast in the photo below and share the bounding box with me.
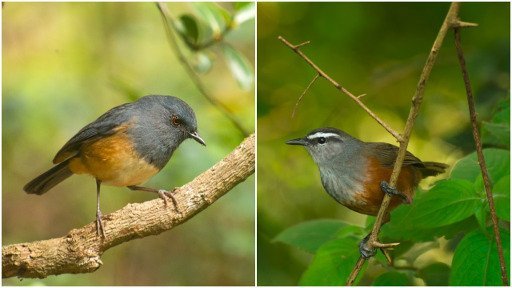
[350,156,422,216]
[68,131,160,186]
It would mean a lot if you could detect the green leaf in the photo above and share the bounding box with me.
[450,227,510,285]
[450,148,510,184]
[417,262,450,286]
[299,234,363,285]
[405,179,479,228]
[273,219,348,253]
[372,271,412,286]
[482,99,510,147]
[233,2,255,26]
[175,14,200,45]
[382,188,480,242]
[222,44,254,91]
[191,52,213,74]
[482,122,510,147]
[493,175,510,221]
[474,202,489,231]
[192,2,232,36]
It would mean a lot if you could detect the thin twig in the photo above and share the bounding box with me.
[156,3,249,137]
[453,27,508,286]
[292,73,320,118]
[278,36,403,142]
[346,3,462,285]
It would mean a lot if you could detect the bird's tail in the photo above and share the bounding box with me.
[24,160,73,195]
[420,161,449,177]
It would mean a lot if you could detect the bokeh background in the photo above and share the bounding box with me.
[3,2,254,285]
[257,2,509,285]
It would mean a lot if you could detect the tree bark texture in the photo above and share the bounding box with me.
[3,134,255,279]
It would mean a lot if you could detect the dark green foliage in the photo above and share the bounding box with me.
[450,228,510,285]
[372,271,413,286]
[273,93,510,286]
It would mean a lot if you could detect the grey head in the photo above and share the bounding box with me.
[286,127,367,205]
[130,95,206,169]
[286,127,364,167]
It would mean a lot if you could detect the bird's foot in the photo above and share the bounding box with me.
[158,188,180,213]
[380,181,409,203]
[359,234,399,262]
[359,235,376,259]
[96,211,105,238]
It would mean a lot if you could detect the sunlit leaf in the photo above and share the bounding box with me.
[450,227,510,285]
[233,2,255,26]
[191,52,213,74]
[222,44,254,91]
[192,2,232,37]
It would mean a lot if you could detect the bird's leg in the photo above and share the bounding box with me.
[127,186,179,213]
[96,179,106,238]
[380,181,409,203]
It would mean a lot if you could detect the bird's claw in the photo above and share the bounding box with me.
[359,236,377,259]
[158,189,180,213]
[359,234,400,260]
[380,181,409,203]
[96,211,105,238]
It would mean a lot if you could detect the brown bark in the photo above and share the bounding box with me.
[3,134,255,279]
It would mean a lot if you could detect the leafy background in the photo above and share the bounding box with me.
[3,2,254,285]
[257,2,509,285]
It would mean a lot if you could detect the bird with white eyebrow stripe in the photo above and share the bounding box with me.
[286,127,448,258]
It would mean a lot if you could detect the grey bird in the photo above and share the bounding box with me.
[286,127,447,257]
[24,95,206,237]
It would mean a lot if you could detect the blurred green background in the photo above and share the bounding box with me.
[3,2,254,285]
[257,2,509,285]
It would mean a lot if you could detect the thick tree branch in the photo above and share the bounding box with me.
[3,134,255,279]
[453,28,508,286]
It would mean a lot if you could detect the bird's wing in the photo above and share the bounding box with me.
[52,103,133,164]
[364,142,425,168]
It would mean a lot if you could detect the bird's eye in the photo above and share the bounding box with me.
[171,115,181,126]
[318,137,326,144]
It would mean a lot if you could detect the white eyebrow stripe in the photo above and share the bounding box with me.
[307,132,342,140]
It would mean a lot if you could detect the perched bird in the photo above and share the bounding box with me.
[286,127,447,257]
[24,95,206,237]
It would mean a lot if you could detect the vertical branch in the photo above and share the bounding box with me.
[346,3,462,285]
[156,3,249,137]
[453,27,508,286]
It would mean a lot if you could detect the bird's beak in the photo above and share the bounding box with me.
[286,137,307,146]
[189,131,206,146]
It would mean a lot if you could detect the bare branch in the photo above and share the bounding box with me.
[453,27,508,286]
[3,134,255,279]
[292,73,320,118]
[347,3,464,284]
[278,36,403,141]
[156,3,250,137]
